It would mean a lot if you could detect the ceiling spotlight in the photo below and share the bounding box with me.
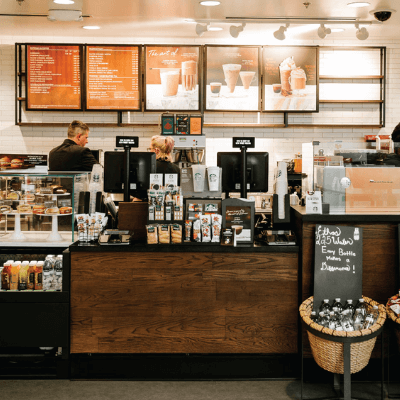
[229,23,246,38]
[273,23,289,40]
[196,23,209,36]
[317,24,331,39]
[347,2,370,7]
[200,1,220,5]
[355,23,369,40]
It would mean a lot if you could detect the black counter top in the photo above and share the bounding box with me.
[291,205,400,222]
[69,241,299,253]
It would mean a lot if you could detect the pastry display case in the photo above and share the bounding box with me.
[302,141,400,214]
[0,173,89,246]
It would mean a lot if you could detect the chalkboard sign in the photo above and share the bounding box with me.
[313,224,363,313]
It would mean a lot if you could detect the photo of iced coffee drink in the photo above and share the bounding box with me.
[222,64,241,94]
[182,60,197,94]
[239,71,255,92]
[279,56,296,97]
[160,69,180,97]
[289,67,307,96]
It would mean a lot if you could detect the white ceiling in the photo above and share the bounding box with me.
[0,0,399,41]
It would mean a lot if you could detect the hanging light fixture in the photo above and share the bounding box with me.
[229,22,246,38]
[317,24,331,39]
[273,23,289,40]
[195,23,209,36]
[355,23,369,40]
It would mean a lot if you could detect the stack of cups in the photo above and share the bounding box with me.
[275,161,288,220]
[192,164,206,192]
[207,166,220,192]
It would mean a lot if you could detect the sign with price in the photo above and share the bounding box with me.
[313,224,363,313]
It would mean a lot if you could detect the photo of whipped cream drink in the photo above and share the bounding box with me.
[222,64,242,94]
[289,67,307,95]
[182,60,197,93]
[160,69,180,97]
[239,71,255,90]
[279,56,296,96]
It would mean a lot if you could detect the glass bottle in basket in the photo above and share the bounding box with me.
[344,299,355,316]
[328,311,337,330]
[332,298,344,313]
[341,310,355,332]
[362,305,379,329]
[317,311,329,327]
[310,311,318,322]
[355,298,367,320]
[353,308,365,330]
[319,299,331,315]
[329,311,343,331]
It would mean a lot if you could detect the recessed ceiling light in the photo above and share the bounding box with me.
[347,2,370,7]
[54,0,75,4]
[208,26,223,31]
[331,28,345,32]
[200,1,221,6]
[82,25,100,30]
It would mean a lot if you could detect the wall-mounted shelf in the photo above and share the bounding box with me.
[319,100,383,104]
[319,75,384,79]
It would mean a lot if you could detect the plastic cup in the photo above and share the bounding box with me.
[207,166,220,191]
[191,164,206,192]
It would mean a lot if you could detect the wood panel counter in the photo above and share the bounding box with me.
[69,243,299,355]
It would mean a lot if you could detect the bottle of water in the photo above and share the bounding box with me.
[328,311,336,330]
[54,255,63,291]
[42,255,55,291]
[341,310,355,332]
[317,311,329,327]
[353,308,365,330]
[319,299,331,315]
[310,311,318,322]
[344,299,355,316]
[332,298,344,314]
[355,298,368,320]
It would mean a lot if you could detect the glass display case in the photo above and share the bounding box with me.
[302,141,400,214]
[0,173,89,246]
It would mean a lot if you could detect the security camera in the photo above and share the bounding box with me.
[369,8,396,22]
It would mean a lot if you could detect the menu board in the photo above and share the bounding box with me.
[86,45,140,110]
[313,224,363,313]
[263,46,318,112]
[26,44,82,110]
[145,45,200,111]
[205,46,260,112]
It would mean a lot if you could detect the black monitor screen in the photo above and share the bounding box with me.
[217,152,269,194]
[104,151,156,200]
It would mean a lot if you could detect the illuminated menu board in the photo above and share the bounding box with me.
[86,45,140,110]
[26,44,82,110]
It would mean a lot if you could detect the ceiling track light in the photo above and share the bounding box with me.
[195,22,209,36]
[317,23,331,39]
[355,23,369,40]
[273,23,289,40]
[229,22,246,38]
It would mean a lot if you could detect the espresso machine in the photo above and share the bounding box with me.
[172,136,206,168]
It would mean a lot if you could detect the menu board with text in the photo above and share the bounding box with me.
[86,45,141,110]
[262,46,318,112]
[205,46,261,112]
[26,44,82,110]
[145,46,200,111]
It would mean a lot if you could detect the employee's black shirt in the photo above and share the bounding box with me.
[156,159,180,184]
[49,139,98,171]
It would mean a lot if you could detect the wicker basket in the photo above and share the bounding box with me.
[386,298,400,349]
[300,296,386,375]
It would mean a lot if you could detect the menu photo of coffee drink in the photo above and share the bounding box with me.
[205,46,261,112]
[145,46,200,111]
[262,46,318,112]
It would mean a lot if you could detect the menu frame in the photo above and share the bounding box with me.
[262,45,319,113]
[84,44,142,112]
[144,44,202,112]
[25,43,84,112]
[203,45,262,113]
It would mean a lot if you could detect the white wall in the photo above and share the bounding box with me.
[1,35,399,192]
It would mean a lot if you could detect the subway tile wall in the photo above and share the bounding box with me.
[0,36,398,192]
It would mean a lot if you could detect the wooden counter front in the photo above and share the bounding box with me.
[70,249,298,354]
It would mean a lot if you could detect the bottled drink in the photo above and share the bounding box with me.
[332,298,343,314]
[353,308,365,330]
[310,311,318,322]
[319,299,331,315]
[344,299,355,316]
[54,255,63,291]
[10,261,21,291]
[355,298,367,320]
[18,261,29,291]
[328,311,336,330]
[1,261,12,291]
[341,310,355,332]
[363,312,375,329]
[317,311,329,327]
[34,261,43,290]
[43,255,55,291]
[27,261,36,290]
[329,311,342,331]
